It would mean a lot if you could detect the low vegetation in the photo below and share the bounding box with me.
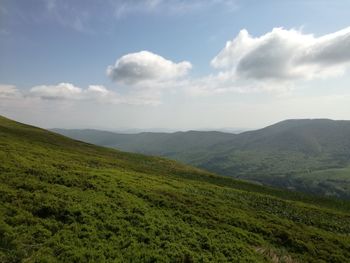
[1,116,350,262]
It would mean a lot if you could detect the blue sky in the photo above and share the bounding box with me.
[1,0,350,130]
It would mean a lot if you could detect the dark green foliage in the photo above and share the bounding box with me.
[54,119,350,198]
[1,115,350,262]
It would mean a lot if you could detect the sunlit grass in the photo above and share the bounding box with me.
[1,116,350,262]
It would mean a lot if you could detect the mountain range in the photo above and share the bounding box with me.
[53,119,350,199]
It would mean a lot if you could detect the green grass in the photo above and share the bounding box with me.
[1,115,350,262]
[292,167,350,198]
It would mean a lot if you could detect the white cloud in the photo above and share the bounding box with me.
[107,51,192,85]
[4,27,350,106]
[11,50,191,106]
[186,71,293,96]
[184,27,350,95]
[0,85,22,98]
[105,27,350,97]
[86,85,109,95]
[106,51,194,105]
[86,85,113,99]
[30,83,83,100]
[0,83,160,106]
[29,83,126,103]
[211,27,350,81]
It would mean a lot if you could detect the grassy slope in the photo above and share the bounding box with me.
[1,116,350,262]
[54,119,350,199]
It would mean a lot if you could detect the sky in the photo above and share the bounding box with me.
[1,0,350,131]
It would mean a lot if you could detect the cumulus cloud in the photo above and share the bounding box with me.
[105,51,193,104]
[298,27,350,66]
[211,27,350,81]
[107,51,192,85]
[30,83,83,100]
[184,27,350,95]
[105,27,350,97]
[29,83,126,102]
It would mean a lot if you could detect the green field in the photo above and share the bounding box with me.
[1,115,350,262]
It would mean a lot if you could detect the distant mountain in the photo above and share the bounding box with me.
[4,115,350,262]
[53,119,350,198]
[196,119,350,198]
[51,128,236,161]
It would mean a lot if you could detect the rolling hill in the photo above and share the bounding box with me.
[1,115,350,262]
[50,129,236,160]
[54,119,350,199]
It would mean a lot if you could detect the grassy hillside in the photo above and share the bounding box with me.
[54,119,350,199]
[1,115,350,262]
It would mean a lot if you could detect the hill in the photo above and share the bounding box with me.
[53,119,350,199]
[1,115,350,262]
[196,119,350,198]
[51,129,235,161]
